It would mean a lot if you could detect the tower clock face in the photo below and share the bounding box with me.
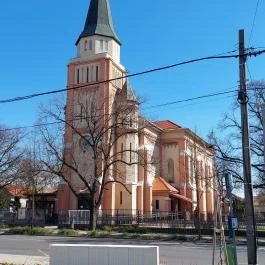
[80,137,91,152]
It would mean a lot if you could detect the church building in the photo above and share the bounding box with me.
[56,0,215,219]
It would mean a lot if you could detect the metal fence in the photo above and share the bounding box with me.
[0,209,46,226]
[57,209,265,230]
[1,208,265,231]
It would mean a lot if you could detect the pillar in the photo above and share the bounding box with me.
[102,182,115,215]
[143,185,152,213]
[137,184,144,214]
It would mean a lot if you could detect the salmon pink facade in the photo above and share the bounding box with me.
[56,0,215,218]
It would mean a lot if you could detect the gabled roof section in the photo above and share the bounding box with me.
[153,120,182,130]
[3,185,58,197]
[76,0,121,45]
[3,185,27,197]
[152,177,179,193]
[152,177,193,203]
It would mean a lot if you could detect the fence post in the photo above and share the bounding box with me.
[137,210,140,225]
[116,210,119,226]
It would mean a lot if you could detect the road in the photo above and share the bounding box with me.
[0,235,265,265]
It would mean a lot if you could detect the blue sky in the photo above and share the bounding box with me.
[0,0,264,139]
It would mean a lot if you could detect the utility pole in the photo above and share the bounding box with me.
[261,105,265,174]
[225,172,238,265]
[238,29,257,265]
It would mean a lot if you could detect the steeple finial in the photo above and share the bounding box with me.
[76,0,121,45]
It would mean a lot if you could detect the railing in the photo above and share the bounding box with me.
[1,209,265,231]
[57,209,265,231]
[0,209,46,226]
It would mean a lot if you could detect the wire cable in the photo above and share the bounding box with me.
[143,94,235,117]
[247,63,254,83]
[248,0,261,46]
[2,86,264,132]
[143,89,237,110]
[0,49,265,105]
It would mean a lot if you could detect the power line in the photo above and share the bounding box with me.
[143,88,237,110]
[247,63,254,83]
[0,87,238,132]
[2,86,264,133]
[0,49,265,105]
[143,94,235,117]
[248,0,261,46]
[0,121,62,132]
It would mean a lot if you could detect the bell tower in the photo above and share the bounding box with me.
[57,0,138,212]
[75,0,121,64]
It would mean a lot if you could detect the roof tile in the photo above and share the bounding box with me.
[152,177,179,193]
[153,120,181,130]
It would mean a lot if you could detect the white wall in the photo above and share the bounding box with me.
[76,36,120,64]
[50,244,159,265]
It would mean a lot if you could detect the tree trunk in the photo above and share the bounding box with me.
[88,197,97,231]
[89,208,97,231]
[195,177,201,240]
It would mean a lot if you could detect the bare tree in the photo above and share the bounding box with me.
[0,125,24,187]
[17,153,58,195]
[38,92,153,230]
[209,81,265,190]
[187,131,215,239]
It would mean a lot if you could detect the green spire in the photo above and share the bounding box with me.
[76,0,121,45]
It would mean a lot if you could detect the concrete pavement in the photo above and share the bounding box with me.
[0,254,49,265]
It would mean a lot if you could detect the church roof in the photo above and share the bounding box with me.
[153,120,182,130]
[152,177,179,193]
[152,177,193,203]
[3,185,27,197]
[76,0,121,45]
[120,80,138,102]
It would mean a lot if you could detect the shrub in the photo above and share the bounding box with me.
[8,226,53,235]
[118,225,148,234]
[0,222,8,229]
[102,226,113,233]
[88,230,98,237]
[58,229,78,236]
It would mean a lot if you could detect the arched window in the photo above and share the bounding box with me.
[167,159,174,183]
[100,40,104,51]
[76,69,80,84]
[121,143,124,160]
[104,40,108,51]
[120,191,123,205]
[91,65,94,81]
[89,40,93,50]
[189,157,194,183]
[84,40,88,51]
[86,67,89,83]
[95,66,99,81]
